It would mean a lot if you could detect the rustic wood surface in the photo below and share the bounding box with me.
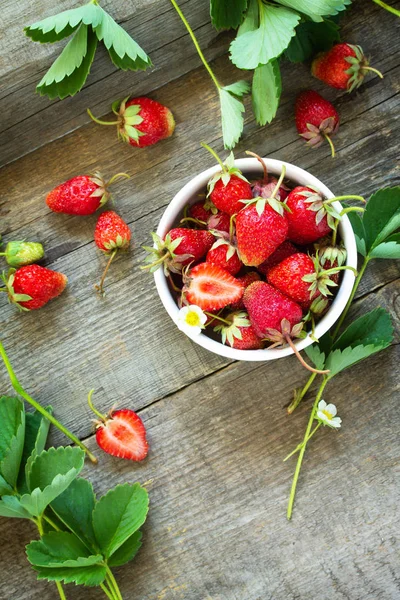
[1,1,400,599]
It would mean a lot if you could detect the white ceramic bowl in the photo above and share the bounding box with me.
[154,158,357,362]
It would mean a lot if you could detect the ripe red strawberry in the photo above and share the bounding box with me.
[246,151,290,201]
[203,144,253,216]
[189,201,212,223]
[312,43,383,92]
[285,186,336,245]
[207,212,231,234]
[46,172,128,216]
[143,228,214,275]
[94,211,131,295]
[257,241,298,276]
[2,265,67,311]
[88,391,148,461]
[295,91,339,158]
[230,271,261,311]
[88,97,175,147]
[214,312,263,350]
[236,196,289,266]
[243,281,303,338]
[206,239,242,275]
[183,262,244,311]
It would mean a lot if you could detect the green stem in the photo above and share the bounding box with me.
[201,142,225,170]
[287,378,328,519]
[95,249,118,296]
[170,0,221,91]
[322,265,358,277]
[180,217,206,226]
[372,0,400,16]
[340,206,365,216]
[287,372,317,414]
[324,134,335,158]
[35,517,68,600]
[106,567,123,600]
[271,165,286,200]
[87,108,119,126]
[0,341,98,464]
[324,195,366,205]
[107,173,130,186]
[362,66,384,78]
[283,423,321,461]
[101,582,117,600]
[43,514,61,531]
[55,582,67,600]
[205,311,231,325]
[332,256,370,339]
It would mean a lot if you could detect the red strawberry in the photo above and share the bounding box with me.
[230,271,261,311]
[206,239,242,275]
[285,186,337,245]
[46,172,129,216]
[203,144,252,216]
[143,228,214,275]
[236,196,289,266]
[88,391,148,461]
[246,151,290,201]
[243,281,303,338]
[94,211,132,294]
[189,201,212,223]
[295,91,339,158]
[88,97,175,148]
[207,212,231,234]
[2,265,67,311]
[312,43,383,92]
[214,312,263,350]
[258,241,298,276]
[183,262,244,311]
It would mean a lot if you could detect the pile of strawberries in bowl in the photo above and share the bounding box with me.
[146,147,359,365]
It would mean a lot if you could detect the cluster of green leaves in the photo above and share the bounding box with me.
[25,1,152,99]
[0,396,149,594]
[305,186,400,374]
[210,0,351,146]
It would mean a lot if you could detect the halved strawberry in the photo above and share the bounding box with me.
[94,408,148,462]
[184,262,244,311]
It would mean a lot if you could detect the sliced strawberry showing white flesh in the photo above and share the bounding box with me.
[95,409,149,461]
[185,262,244,311]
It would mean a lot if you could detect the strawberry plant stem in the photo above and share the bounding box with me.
[245,151,268,182]
[55,582,67,600]
[287,378,328,519]
[169,0,221,91]
[201,142,226,170]
[372,0,400,16]
[324,134,335,158]
[0,341,98,464]
[284,336,330,374]
[271,165,286,199]
[36,517,68,599]
[205,311,231,325]
[101,583,116,600]
[88,389,106,421]
[87,109,119,126]
[96,249,118,296]
[287,372,317,414]
[106,567,123,600]
[283,423,321,461]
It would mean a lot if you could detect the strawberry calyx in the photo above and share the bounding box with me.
[209,237,237,261]
[300,117,339,158]
[344,44,384,92]
[202,143,249,196]
[240,165,289,217]
[302,254,357,298]
[87,98,145,144]
[142,232,193,275]
[298,190,365,231]
[88,171,130,208]
[314,237,347,268]
[0,269,32,312]
[213,311,252,347]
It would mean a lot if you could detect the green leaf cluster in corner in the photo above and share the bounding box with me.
[25,1,152,100]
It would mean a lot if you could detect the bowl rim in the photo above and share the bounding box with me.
[154,157,357,362]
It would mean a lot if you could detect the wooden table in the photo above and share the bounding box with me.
[1,1,399,599]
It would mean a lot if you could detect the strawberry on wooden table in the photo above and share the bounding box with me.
[0,240,44,267]
[46,172,129,215]
[295,91,340,158]
[88,96,175,147]
[94,210,131,296]
[312,43,383,92]
[183,262,244,311]
[88,390,148,461]
[1,264,67,311]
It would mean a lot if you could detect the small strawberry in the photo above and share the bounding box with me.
[46,172,129,216]
[88,390,148,461]
[94,211,131,295]
[285,186,339,245]
[236,167,289,266]
[143,228,214,275]
[183,262,244,311]
[88,97,175,147]
[314,237,347,270]
[214,312,263,350]
[207,212,231,234]
[246,151,290,201]
[1,265,67,311]
[295,91,340,158]
[189,201,212,223]
[0,240,44,267]
[202,143,253,216]
[230,271,261,311]
[257,241,298,276]
[312,43,383,92]
[206,239,242,275]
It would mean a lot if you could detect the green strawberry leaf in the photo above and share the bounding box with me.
[107,531,142,567]
[0,474,13,496]
[361,187,400,253]
[347,211,367,256]
[304,344,326,370]
[237,0,259,36]
[26,531,103,569]
[219,87,247,150]
[37,25,98,100]
[252,60,281,125]
[285,19,340,62]
[210,0,249,30]
[230,4,300,69]
[276,0,351,22]
[20,447,84,517]
[92,483,149,559]
[17,407,52,494]
[0,496,31,519]
[369,233,400,259]
[32,564,107,586]
[51,478,97,550]
[0,396,25,488]
[94,7,151,71]
[24,3,102,43]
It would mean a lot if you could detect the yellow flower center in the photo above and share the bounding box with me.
[185,311,201,327]
[322,409,333,421]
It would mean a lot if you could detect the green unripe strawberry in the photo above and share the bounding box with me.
[0,241,44,267]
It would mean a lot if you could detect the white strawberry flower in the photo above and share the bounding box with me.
[316,400,342,429]
[177,305,207,336]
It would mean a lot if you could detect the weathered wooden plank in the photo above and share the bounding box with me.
[0,283,398,600]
